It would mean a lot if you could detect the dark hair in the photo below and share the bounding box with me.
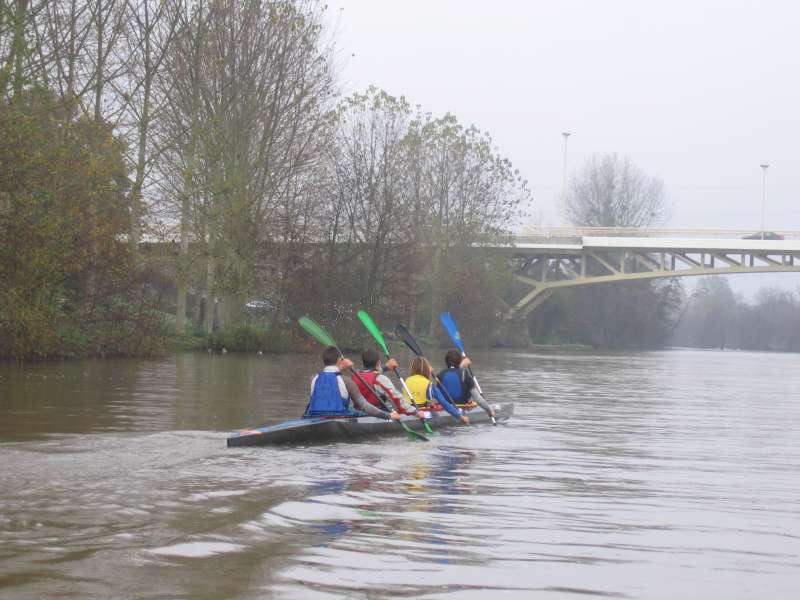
[362,348,380,369]
[445,349,462,368]
[322,345,342,366]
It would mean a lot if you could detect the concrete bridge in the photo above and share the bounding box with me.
[140,227,800,325]
[499,228,800,317]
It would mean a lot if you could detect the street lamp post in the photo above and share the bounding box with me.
[760,164,769,240]
[561,132,571,204]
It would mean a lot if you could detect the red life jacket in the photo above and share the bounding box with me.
[354,370,383,408]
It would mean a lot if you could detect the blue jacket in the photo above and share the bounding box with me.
[305,371,351,417]
[437,367,474,404]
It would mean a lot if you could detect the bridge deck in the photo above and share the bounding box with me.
[508,236,800,253]
[519,226,800,240]
[502,229,800,318]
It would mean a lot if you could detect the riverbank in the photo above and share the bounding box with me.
[10,320,792,363]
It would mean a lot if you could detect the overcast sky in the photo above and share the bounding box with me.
[333,0,800,297]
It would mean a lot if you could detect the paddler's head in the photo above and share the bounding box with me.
[323,346,353,371]
[445,349,462,368]
[361,348,381,371]
[322,345,342,366]
[410,357,433,380]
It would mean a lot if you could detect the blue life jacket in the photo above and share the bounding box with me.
[439,368,469,403]
[305,371,350,416]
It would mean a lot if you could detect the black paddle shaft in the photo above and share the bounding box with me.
[393,323,460,408]
[348,368,394,414]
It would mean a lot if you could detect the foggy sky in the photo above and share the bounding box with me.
[334,0,800,297]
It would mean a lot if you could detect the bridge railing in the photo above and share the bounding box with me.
[519,226,800,241]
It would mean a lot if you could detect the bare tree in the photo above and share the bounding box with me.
[407,113,528,333]
[88,0,126,121]
[160,0,338,333]
[315,92,528,331]
[0,0,38,98]
[565,153,667,227]
[324,87,413,306]
[39,0,91,109]
[31,0,126,119]
[543,153,678,350]
[116,0,182,247]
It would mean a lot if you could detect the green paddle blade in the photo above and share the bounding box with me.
[298,316,337,348]
[399,421,429,441]
[357,310,390,357]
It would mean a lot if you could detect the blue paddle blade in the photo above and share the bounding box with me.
[439,312,465,354]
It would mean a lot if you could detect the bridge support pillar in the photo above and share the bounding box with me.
[508,284,555,319]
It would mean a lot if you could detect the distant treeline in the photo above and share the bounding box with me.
[528,274,800,353]
[673,277,800,352]
[0,1,528,359]
[527,279,683,350]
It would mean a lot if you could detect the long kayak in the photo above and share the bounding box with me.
[227,402,514,447]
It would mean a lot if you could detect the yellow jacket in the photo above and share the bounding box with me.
[403,374,432,406]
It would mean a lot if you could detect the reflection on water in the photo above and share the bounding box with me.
[1,349,800,599]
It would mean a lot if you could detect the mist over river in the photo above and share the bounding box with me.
[1,349,798,599]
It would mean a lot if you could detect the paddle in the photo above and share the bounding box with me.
[439,312,496,425]
[298,316,429,442]
[357,310,435,435]
[394,323,468,424]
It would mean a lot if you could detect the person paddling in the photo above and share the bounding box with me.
[403,357,469,425]
[354,348,420,416]
[437,349,495,419]
[305,346,401,420]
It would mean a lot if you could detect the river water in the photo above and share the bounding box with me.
[1,349,798,599]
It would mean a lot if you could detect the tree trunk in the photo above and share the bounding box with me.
[175,281,188,334]
[203,254,215,333]
[427,245,443,337]
[93,0,104,122]
[129,113,149,249]
[175,197,189,333]
[176,12,201,334]
[2,0,30,98]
